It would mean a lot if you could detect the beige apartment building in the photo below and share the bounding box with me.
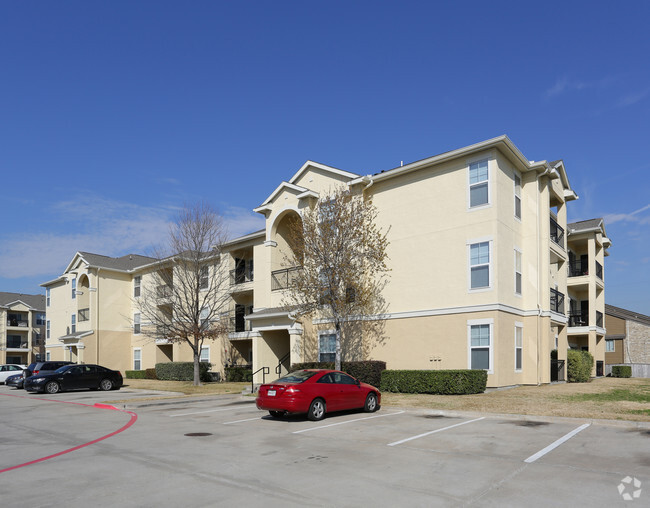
[0,292,46,365]
[43,136,610,387]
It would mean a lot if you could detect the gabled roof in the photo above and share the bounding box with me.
[605,304,650,326]
[0,292,45,311]
[64,251,157,274]
[567,218,611,248]
[256,161,360,210]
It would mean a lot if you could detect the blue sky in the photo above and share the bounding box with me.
[1,1,649,314]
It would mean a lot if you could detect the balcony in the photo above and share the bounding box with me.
[568,311,588,327]
[568,260,588,277]
[596,310,603,328]
[271,266,302,291]
[550,288,565,315]
[230,266,253,285]
[6,319,28,327]
[6,337,28,349]
[229,314,252,333]
[596,261,603,280]
[78,308,90,322]
[550,217,565,249]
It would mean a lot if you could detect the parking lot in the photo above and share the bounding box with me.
[1,385,648,507]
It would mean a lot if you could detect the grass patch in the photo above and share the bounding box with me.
[123,379,249,395]
[566,388,650,403]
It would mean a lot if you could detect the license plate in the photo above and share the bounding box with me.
[268,390,276,396]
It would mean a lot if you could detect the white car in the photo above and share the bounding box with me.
[0,364,26,383]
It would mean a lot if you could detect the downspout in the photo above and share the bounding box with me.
[96,267,100,365]
[362,175,374,193]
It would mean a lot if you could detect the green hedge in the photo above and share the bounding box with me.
[155,362,212,382]
[567,350,594,383]
[225,366,252,382]
[125,370,146,379]
[380,370,487,395]
[290,361,386,388]
[611,365,632,378]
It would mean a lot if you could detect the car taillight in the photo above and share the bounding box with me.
[33,370,39,374]
[285,387,301,394]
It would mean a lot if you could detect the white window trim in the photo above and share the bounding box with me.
[605,339,615,353]
[514,247,522,297]
[133,348,142,371]
[200,345,210,363]
[46,320,50,339]
[134,276,141,298]
[514,322,523,372]
[467,318,494,375]
[318,329,337,362]
[514,171,522,221]
[467,157,491,211]
[467,237,493,293]
[46,288,51,307]
[199,266,209,291]
[134,313,141,334]
[71,278,77,299]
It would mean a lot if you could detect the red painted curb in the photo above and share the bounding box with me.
[0,393,138,474]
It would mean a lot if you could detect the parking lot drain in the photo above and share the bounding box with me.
[423,415,454,419]
[184,433,212,437]
[513,421,549,427]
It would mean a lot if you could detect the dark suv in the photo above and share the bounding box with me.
[11,361,75,389]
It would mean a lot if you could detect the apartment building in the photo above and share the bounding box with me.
[604,304,650,368]
[0,292,46,365]
[42,136,610,387]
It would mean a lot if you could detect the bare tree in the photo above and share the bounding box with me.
[283,187,390,371]
[135,202,230,385]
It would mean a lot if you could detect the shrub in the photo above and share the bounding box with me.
[567,349,593,382]
[611,365,632,378]
[380,370,487,395]
[289,361,386,387]
[155,362,212,382]
[125,370,146,379]
[225,366,252,382]
[145,368,158,380]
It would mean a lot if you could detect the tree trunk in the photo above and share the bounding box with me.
[335,322,342,371]
[193,341,201,386]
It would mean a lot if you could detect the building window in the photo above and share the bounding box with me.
[469,160,489,208]
[468,320,493,373]
[134,276,141,298]
[133,349,142,370]
[514,249,522,296]
[514,173,522,219]
[46,351,51,361]
[71,278,77,299]
[319,332,336,362]
[134,313,141,334]
[71,314,76,333]
[606,340,615,352]
[36,312,46,325]
[469,241,491,290]
[46,288,51,307]
[200,306,209,328]
[200,266,209,290]
[200,346,210,362]
[46,320,50,339]
[515,324,523,371]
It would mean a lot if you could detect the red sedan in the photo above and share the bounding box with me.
[256,369,381,421]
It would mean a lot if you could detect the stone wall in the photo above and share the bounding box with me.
[625,320,650,363]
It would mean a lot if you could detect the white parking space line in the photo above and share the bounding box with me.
[387,417,485,446]
[223,416,264,424]
[169,407,255,417]
[293,410,406,434]
[524,423,590,463]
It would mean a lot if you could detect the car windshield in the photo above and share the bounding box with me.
[275,370,320,384]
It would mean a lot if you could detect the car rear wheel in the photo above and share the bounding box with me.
[308,398,326,421]
[364,393,378,412]
[269,411,284,418]
[45,381,60,394]
[99,379,113,391]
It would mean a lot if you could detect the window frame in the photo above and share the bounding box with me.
[200,346,210,363]
[71,278,77,299]
[46,288,51,307]
[133,348,142,371]
[515,323,523,372]
[199,266,209,290]
[134,276,141,298]
[318,330,337,363]
[468,238,493,292]
[467,319,494,374]
[514,248,522,296]
[71,314,76,333]
[46,320,50,339]
[514,172,522,220]
[468,159,490,209]
[605,339,615,353]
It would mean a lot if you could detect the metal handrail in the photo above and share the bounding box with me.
[550,217,565,249]
[251,366,269,393]
[271,266,302,291]
[275,352,290,375]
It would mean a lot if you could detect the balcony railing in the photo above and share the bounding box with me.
[550,217,564,249]
[271,266,302,291]
[568,259,588,277]
[568,311,588,327]
[596,310,603,328]
[6,319,28,327]
[6,337,28,349]
[230,266,253,285]
[550,288,565,314]
[78,308,90,322]
[596,261,603,280]
[229,313,252,333]
[157,284,173,298]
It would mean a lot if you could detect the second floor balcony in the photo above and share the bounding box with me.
[6,336,28,349]
[550,288,565,315]
[550,217,565,249]
[271,266,302,291]
[230,266,254,286]
[78,308,90,322]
